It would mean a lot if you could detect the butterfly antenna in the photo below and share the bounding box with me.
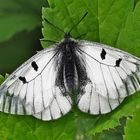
[69,12,88,33]
[44,18,66,34]
[75,33,87,39]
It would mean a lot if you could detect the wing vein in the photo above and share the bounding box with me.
[89,84,93,113]
[100,64,112,111]
[108,67,120,99]
[33,80,35,113]
[98,94,101,114]
[41,75,45,110]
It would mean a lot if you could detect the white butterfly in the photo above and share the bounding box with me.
[0,14,140,121]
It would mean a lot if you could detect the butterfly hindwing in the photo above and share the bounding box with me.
[33,86,72,120]
[76,41,140,114]
[0,46,72,120]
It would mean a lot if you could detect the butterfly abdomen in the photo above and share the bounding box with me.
[64,59,76,91]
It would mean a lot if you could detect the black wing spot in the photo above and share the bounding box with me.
[115,58,122,67]
[19,76,27,84]
[100,49,106,60]
[31,61,38,71]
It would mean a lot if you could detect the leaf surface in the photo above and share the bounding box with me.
[0,0,47,42]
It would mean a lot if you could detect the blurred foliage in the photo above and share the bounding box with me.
[0,29,42,74]
[0,0,140,140]
[0,0,47,42]
[0,0,48,74]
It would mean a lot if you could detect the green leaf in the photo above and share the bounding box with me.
[0,0,47,43]
[0,0,140,140]
[124,109,140,140]
[92,119,125,140]
[0,112,77,140]
[0,75,5,85]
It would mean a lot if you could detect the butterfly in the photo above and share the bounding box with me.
[0,13,140,121]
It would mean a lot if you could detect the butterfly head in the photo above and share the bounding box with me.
[64,32,71,39]
[59,32,77,52]
[63,32,74,44]
[63,32,72,43]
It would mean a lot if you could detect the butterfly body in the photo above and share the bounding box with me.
[60,37,77,91]
[57,35,89,95]
[0,33,140,120]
